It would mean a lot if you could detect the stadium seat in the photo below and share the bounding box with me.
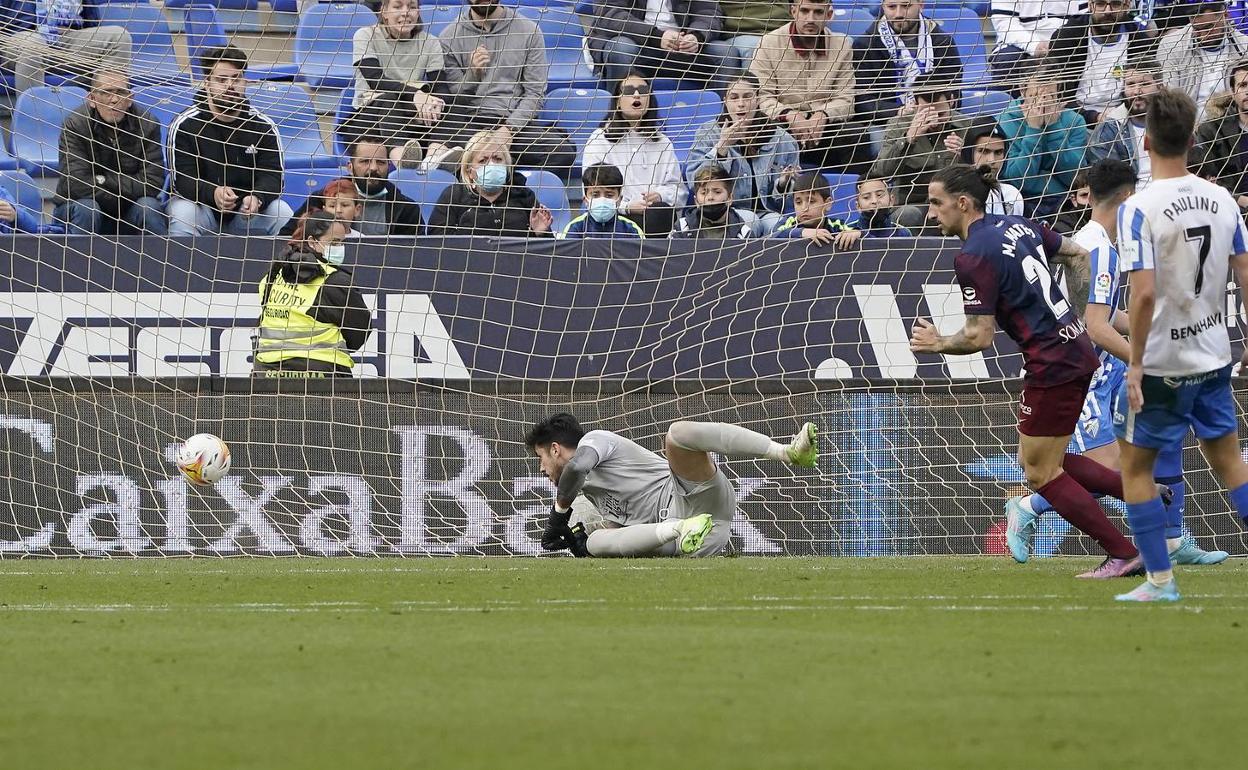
[829,8,875,39]
[332,86,356,158]
[520,169,572,234]
[390,168,457,230]
[294,3,379,89]
[184,5,300,81]
[165,0,258,9]
[424,5,464,38]
[280,167,346,212]
[539,87,611,165]
[960,89,1012,120]
[95,4,187,86]
[655,90,722,166]
[516,7,596,89]
[0,142,20,172]
[929,7,991,88]
[824,173,860,222]
[271,0,298,11]
[248,83,341,169]
[0,170,45,223]
[10,86,87,176]
[133,82,197,148]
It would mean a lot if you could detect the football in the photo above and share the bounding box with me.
[176,433,232,486]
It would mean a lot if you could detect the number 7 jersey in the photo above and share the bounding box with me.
[1117,174,1248,377]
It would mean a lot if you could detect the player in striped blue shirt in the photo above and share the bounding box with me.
[1003,159,1228,574]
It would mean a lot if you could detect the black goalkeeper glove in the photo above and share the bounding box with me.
[540,505,591,557]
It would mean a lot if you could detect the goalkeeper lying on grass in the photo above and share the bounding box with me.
[525,413,818,557]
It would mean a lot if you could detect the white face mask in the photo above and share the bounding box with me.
[323,243,346,266]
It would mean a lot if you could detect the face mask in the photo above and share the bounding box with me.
[863,208,892,226]
[478,163,508,193]
[323,243,346,266]
[588,197,616,223]
[700,202,729,222]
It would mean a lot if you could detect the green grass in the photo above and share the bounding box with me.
[0,557,1245,769]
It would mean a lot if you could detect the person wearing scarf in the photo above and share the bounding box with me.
[853,0,962,126]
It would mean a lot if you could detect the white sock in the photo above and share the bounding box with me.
[1166,537,1183,553]
[1147,569,1174,587]
[586,522,680,557]
[667,421,787,461]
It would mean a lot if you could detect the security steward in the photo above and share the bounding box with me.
[253,210,371,377]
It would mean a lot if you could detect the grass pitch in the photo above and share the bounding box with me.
[0,557,1244,770]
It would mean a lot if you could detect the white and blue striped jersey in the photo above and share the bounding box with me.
[1118,174,1248,376]
[1074,220,1121,363]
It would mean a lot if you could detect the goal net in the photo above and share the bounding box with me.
[0,1,1245,557]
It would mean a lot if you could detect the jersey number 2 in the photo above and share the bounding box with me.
[1184,225,1212,296]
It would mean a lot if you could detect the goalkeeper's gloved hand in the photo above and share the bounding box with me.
[540,504,573,552]
[566,521,590,558]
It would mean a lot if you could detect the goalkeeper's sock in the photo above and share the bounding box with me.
[666,421,786,461]
[586,522,680,557]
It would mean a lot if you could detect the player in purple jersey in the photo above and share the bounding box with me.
[910,164,1145,574]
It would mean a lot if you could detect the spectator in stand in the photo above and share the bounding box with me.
[438,0,576,180]
[719,0,790,75]
[772,172,859,247]
[167,46,292,236]
[989,0,1082,90]
[0,0,131,93]
[427,129,554,238]
[587,0,733,91]
[284,180,364,240]
[844,176,911,238]
[583,72,684,235]
[0,183,42,234]
[674,165,765,238]
[685,73,799,231]
[1192,60,1248,209]
[284,137,423,237]
[961,117,1025,216]
[1157,1,1248,117]
[254,211,371,379]
[869,74,970,230]
[54,69,165,235]
[1085,56,1160,183]
[561,163,645,239]
[1047,0,1151,123]
[853,0,963,127]
[342,0,453,166]
[996,66,1088,217]
[751,0,863,170]
[1051,168,1091,234]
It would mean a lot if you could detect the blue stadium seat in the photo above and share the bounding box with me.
[0,141,20,172]
[539,87,611,165]
[280,168,346,212]
[333,86,356,157]
[165,0,258,9]
[294,3,379,89]
[390,168,457,230]
[655,90,722,166]
[271,0,298,11]
[133,82,197,149]
[424,5,464,38]
[184,5,300,81]
[517,7,596,89]
[95,4,187,86]
[11,86,87,176]
[0,170,45,223]
[929,7,990,88]
[248,83,340,169]
[520,169,572,234]
[824,172,860,222]
[960,89,1011,120]
[829,8,875,39]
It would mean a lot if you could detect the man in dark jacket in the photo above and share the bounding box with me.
[54,69,165,234]
[282,136,424,237]
[0,0,131,93]
[853,0,963,126]
[1192,59,1248,210]
[166,45,292,236]
[588,0,733,90]
[1046,0,1151,122]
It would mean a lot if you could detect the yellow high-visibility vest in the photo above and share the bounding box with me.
[255,265,354,370]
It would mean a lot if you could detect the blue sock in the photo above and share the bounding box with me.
[1231,482,1248,523]
[1025,493,1052,514]
[1125,497,1170,573]
[1156,476,1185,539]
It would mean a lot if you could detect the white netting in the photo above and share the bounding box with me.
[0,0,1246,556]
